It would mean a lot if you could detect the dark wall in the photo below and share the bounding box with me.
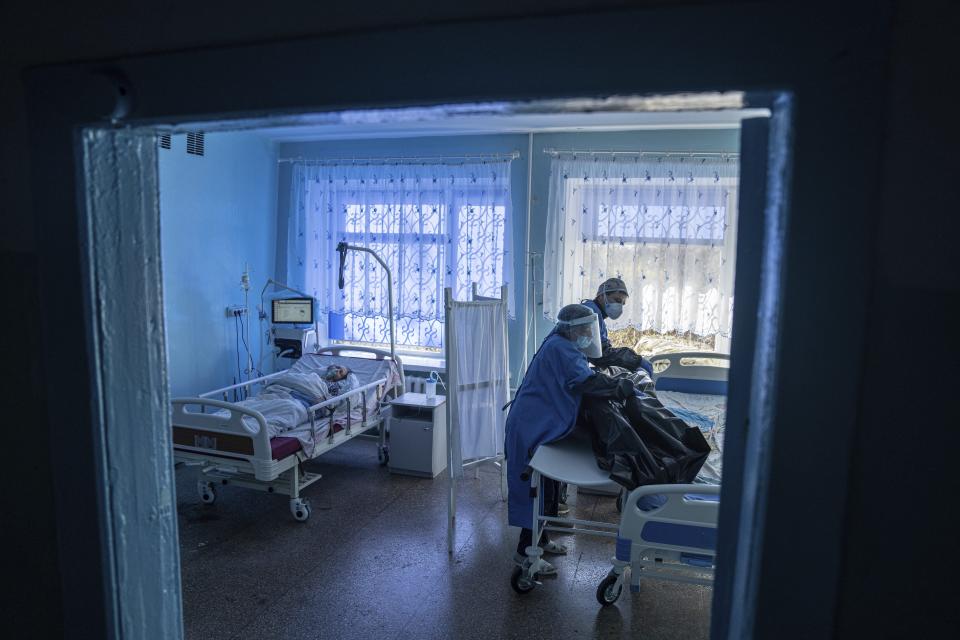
[834,4,959,636]
[2,1,955,638]
[0,253,62,636]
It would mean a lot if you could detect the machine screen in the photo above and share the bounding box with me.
[272,298,314,324]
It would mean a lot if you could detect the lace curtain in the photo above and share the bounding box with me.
[287,159,513,349]
[543,153,739,342]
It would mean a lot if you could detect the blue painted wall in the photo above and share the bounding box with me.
[277,129,739,385]
[160,132,278,397]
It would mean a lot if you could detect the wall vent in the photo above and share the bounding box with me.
[158,133,172,150]
[186,131,205,156]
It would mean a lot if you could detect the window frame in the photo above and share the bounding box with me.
[329,186,508,350]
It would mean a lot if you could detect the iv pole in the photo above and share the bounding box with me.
[336,242,396,362]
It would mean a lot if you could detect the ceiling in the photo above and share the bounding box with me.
[254,108,770,142]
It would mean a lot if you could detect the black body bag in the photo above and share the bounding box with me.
[579,391,710,491]
[589,346,647,372]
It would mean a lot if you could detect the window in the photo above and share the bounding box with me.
[289,160,513,350]
[544,156,739,348]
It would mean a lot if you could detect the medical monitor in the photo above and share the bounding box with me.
[272,297,314,325]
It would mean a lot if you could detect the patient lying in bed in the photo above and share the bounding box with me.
[225,364,359,439]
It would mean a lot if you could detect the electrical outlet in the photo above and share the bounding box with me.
[225,305,247,317]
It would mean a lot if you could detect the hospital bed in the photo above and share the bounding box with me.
[510,351,728,605]
[171,346,404,522]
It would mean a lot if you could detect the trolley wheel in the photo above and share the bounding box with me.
[378,447,389,466]
[290,499,311,522]
[596,573,623,606]
[198,482,216,505]
[616,488,625,513]
[510,566,537,595]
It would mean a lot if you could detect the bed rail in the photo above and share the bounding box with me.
[199,370,287,399]
[171,397,274,478]
[623,483,720,526]
[650,351,729,394]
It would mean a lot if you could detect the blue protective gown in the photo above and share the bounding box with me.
[581,299,609,348]
[505,332,593,528]
[581,298,654,377]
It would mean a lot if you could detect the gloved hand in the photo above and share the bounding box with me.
[639,357,654,377]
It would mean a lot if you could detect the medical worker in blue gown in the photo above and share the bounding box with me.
[581,277,654,377]
[505,303,633,575]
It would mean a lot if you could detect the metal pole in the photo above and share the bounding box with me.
[342,245,396,362]
[444,287,455,554]
[278,151,521,164]
[542,148,740,158]
[522,133,533,379]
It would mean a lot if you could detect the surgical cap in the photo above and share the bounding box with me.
[597,277,629,298]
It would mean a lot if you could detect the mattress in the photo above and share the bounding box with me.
[196,353,401,457]
[270,436,302,460]
[657,390,726,485]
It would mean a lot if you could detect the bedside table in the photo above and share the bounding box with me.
[386,392,447,478]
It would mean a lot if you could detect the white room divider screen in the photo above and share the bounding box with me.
[444,284,510,553]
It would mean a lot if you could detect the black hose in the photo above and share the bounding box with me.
[336,242,348,289]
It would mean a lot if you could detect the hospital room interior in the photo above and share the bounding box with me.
[161,108,757,640]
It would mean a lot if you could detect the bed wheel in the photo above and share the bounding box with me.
[510,566,536,595]
[198,482,216,505]
[378,446,389,466]
[290,498,311,522]
[616,489,624,513]
[596,573,623,606]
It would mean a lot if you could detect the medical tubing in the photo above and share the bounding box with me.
[238,312,259,378]
[234,314,245,399]
[336,242,348,289]
[428,370,447,392]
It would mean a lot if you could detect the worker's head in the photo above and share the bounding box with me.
[555,303,602,358]
[323,365,350,382]
[594,277,629,320]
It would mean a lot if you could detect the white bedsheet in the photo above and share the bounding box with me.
[217,354,402,455]
[658,390,726,485]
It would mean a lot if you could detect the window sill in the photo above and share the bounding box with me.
[327,340,444,372]
[397,352,445,373]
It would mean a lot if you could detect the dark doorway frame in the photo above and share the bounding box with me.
[24,4,890,638]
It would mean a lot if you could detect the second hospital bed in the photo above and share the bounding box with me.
[510,351,728,604]
[171,346,404,522]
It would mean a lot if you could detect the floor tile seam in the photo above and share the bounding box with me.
[212,480,412,637]
[393,495,505,638]
[191,469,495,639]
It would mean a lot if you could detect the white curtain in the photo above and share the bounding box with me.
[448,297,509,476]
[543,153,739,342]
[287,159,513,349]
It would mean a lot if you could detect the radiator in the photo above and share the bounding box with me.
[405,375,428,394]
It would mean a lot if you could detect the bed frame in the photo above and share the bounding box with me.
[171,345,403,522]
[598,350,729,605]
[649,351,730,394]
[510,349,730,603]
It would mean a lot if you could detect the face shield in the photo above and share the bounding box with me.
[557,312,602,358]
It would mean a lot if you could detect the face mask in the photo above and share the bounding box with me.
[576,335,593,351]
[605,302,623,320]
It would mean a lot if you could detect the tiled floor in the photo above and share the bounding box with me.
[176,439,711,639]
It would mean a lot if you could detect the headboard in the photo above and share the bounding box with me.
[650,351,730,395]
[316,344,399,362]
